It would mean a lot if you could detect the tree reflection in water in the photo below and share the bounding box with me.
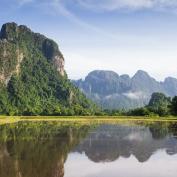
[0,122,92,177]
[0,121,177,177]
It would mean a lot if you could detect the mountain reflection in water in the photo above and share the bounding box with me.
[0,121,177,177]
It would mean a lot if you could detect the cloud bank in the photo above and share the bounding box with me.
[16,0,34,6]
[77,0,177,12]
[16,0,177,12]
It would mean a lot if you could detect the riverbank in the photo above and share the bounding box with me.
[0,116,177,125]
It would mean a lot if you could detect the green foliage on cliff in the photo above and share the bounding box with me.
[0,22,98,116]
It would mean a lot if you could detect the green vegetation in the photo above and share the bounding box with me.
[0,121,95,177]
[171,96,177,115]
[100,92,177,117]
[0,23,176,118]
[74,70,177,110]
[0,119,177,176]
[1,116,177,127]
[0,23,99,116]
[148,92,171,116]
[127,92,177,117]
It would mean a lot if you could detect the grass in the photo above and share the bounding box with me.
[0,116,177,125]
[0,117,20,125]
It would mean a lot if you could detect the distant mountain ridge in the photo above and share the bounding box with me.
[73,70,177,109]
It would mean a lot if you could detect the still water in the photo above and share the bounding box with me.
[0,121,177,177]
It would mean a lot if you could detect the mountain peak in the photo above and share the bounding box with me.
[0,22,33,41]
[0,22,97,115]
[164,77,177,82]
[86,70,119,81]
[0,22,65,81]
[88,70,119,76]
[73,69,177,110]
[0,22,18,40]
[134,70,150,77]
[0,22,44,41]
[120,74,130,80]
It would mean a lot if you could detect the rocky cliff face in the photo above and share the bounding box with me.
[0,22,96,115]
[163,77,177,96]
[0,22,65,85]
[73,70,177,110]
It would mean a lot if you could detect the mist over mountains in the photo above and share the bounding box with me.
[73,70,177,110]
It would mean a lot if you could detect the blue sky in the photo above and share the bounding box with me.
[1,0,177,81]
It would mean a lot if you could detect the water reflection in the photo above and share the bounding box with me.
[0,122,91,177]
[74,123,177,162]
[0,121,177,177]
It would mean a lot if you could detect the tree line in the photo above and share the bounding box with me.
[103,92,177,117]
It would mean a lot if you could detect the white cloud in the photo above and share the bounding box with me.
[12,0,177,81]
[77,0,177,12]
[16,0,34,6]
[34,0,134,41]
[123,91,148,100]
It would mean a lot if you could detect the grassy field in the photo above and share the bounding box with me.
[0,116,177,125]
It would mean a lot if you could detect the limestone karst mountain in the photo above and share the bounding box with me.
[73,70,177,109]
[0,22,97,115]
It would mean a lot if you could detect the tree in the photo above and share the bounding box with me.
[128,107,151,116]
[148,92,171,116]
[171,96,177,115]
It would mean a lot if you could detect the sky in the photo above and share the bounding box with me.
[1,0,177,81]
